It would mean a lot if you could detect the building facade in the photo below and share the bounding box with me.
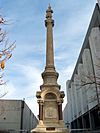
[0,100,38,133]
[63,2,100,131]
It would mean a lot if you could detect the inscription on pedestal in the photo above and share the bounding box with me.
[45,107,57,118]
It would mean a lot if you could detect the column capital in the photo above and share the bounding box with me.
[58,100,63,104]
[45,5,54,27]
[37,100,44,105]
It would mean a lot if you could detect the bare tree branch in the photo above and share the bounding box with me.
[0,14,15,97]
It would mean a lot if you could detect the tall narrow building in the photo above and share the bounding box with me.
[31,5,69,133]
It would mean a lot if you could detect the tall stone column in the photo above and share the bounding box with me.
[41,5,59,87]
[58,102,63,120]
[31,5,69,133]
[45,8,54,68]
[39,102,43,120]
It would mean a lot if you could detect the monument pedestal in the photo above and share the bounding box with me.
[31,120,69,133]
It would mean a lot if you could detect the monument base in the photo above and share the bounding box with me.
[31,121,69,133]
[31,128,69,133]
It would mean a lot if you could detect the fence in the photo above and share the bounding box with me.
[70,129,100,133]
[0,130,29,133]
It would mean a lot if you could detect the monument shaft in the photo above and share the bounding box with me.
[31,5,69,133]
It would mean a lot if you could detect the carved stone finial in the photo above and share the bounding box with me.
[45,4,53,25]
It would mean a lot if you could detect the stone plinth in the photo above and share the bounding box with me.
[31,87,69,133]
[31,120,69,133]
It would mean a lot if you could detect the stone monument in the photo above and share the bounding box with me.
[31,5,69,133]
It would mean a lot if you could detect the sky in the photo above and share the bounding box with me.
[0,0,96,117]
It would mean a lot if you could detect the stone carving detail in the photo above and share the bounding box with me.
[45,93,56,99]
[45,107,57,118]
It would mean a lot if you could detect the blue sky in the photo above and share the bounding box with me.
[0,0,96,116]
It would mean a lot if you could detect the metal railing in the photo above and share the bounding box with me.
[0,129,29,133]
[69,129,100,133]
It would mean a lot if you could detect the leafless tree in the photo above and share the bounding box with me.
[0,14,15,98]
[77,62,100,117]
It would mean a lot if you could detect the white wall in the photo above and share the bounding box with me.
[98,0,100,7]
[89,27,100,102]
[22,101,38,131]
[64,27,100,125]
[0,100,38,132]
[82,49,98,110]
[0,100,21,131]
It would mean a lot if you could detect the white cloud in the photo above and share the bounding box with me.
[26,98,38,117]
[0,0,96,117]
[2,63,42,116]
[58,64,75,91]
[55,52,69,61]
[58,64,75,109]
